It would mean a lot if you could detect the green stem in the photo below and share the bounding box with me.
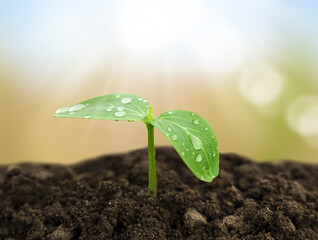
[146,107,157,198]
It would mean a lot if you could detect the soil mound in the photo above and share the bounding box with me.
[0,147,317,239]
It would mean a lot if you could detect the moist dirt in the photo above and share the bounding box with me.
[0,147,317,240]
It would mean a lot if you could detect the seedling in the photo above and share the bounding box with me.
[54,93,219,198]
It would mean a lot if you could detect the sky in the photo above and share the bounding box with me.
[1,0,317,77]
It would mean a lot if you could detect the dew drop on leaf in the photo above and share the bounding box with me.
[55,107,69,114]
[168,128,172,132]
[69,104,86,112]
[196,154,202,162]
[106,107,112,112]
[116,94,120,98]
[181,152,185,156]
[143,99,148,103]
[114,111,126,117]
[189,135,203,150]
[117,107,124,111]
[168,111,173,115]
[138,97,142,101]
[172,135,178,141]
[84,115,90,118]
[205,127,208,131]
[121,97,132,104]
[193,119,199,125]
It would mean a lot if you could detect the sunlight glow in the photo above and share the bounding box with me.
[113,0,249,75]
[114,0,202,56]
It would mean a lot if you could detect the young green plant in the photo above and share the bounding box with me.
[54,93,219,198]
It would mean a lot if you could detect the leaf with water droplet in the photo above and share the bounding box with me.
[55,107,69,114]
[69,104,86,112]
[171,135,178,141]
[121,97,132,104]
[193,119,199,125]
[150,110,219,182]
[54,93,149,122]
[114,111,126,117]
[196,154,202,162]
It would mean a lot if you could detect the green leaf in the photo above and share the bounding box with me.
[54,93,150,122]
[151,110,219,182]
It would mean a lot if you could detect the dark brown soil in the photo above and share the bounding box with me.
[0,147,318,240]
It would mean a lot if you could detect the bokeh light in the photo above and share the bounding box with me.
[286,95,318,147]
[238,64,285,106]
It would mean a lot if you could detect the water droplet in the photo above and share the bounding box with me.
[192,152,195,155]
[182,142,185,146]
[121,97,132,104]
[138,97,142,101]
[196,154,202,162]
[181,152,185,156]
[212,136,215,139]
[189,135,203,150]
[55,107,69,114]
[114,111,126,117]
[69,104,86,112]
[84,115,90,118]
[116,94,120,98]
[106,107,112,112]
[191,113,195,116]
[143,99,148,103]
[166,133,169,137]
[168,111,173,115]
[117,107,124,111]
[213,153,216,157]
[171,135,178,141]
[200,175,204,180]
[193,119,199,125]
[186,149,189,152]
[205,127,208,131]
[168,128,172,132]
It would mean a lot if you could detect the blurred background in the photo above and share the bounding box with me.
[0,0,317,164]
